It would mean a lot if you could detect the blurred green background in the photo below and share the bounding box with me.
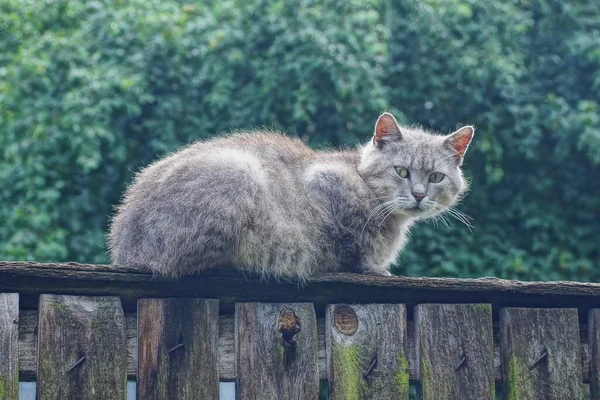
[1,0,599,281]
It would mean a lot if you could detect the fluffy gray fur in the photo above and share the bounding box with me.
[108,113,474,280]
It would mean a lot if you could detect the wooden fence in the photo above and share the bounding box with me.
[2,261,600,399]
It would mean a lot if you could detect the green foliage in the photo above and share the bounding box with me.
[1,0,599,281]
[388,0,600,281]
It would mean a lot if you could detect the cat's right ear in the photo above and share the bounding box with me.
[373,112,402,148]
[444,125,474,166]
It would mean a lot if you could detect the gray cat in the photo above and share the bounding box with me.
[108,113,473,280]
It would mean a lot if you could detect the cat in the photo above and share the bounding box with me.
[107,113,474,281]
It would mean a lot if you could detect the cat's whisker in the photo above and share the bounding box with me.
[361,199,398,235]
[374,202,398,225]
[374,201,398,229]
[429,213,451,230]
[440,215,453,229]
[358,195,396,205]
[427,206,452,229]
[430,201,473,232]
[448,213,474,232]
[441,204,473,226]
[439,214,453,229]
[376,203,398,232]
[370,201,395,219]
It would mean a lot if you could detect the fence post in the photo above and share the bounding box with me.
[500,308,583,399]
[415,303,494,400]
[137,298,220,400]
[236,303,319,400]
[326,304,409,400]
[589,309,600,399]
[0,293,19,400]
[36,294,127,400]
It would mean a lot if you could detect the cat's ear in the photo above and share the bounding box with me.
[444,125,474,165]
[373,112,402,148]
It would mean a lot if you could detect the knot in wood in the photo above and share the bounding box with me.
[333,305,358,336]
[278,308,301,342]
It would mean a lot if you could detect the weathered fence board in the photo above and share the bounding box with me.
[0,293,18,400]
[6,261,597,399]
[137,298,219,400]
[18,312,314,382]
[5,261,600,309]
[589,309,600,399]
[500,308,583,400]
[415,304,494,400]
[326,304,409,400]
[235,303,319,400]
[18,309,593,384]
[36,295,127,400]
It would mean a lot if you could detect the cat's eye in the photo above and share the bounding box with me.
[429,172,445,183]
[395,167,409,178]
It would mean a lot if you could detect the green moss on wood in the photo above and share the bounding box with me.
[278,339,285,362]
[88,373,97,397]
[420,355,457,399]
[332,344,362,400]
[395,353,409,395]
[506,355,532,400]
[38,345,53,378]
[420,357,429,399]
[0,362,20,399]
[159,346,170,398]
[472,304,492,314]
[0,377,17,400]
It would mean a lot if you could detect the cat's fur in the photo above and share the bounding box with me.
[108,113,474,280]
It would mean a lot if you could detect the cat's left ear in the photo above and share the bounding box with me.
[373,112,402,148]
[444,126,474,166]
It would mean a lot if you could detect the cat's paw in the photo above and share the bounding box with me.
[363,268,392,277]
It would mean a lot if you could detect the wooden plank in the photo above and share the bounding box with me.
[4,261,600,309]
[415,304,494,400]
[137,298,219,400]
[0,293,19,400]
[36,294,127,400]
[17,310,593,384]
[500,308,583,400]
[589,309,600,399]
[326,304,409,400]
[235,303,319,400]
[18,312,243,382]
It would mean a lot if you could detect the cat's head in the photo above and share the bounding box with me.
[358,112,474,222]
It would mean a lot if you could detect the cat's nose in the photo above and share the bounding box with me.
[412,192,425,203]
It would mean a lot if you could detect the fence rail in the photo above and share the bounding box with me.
[2,261,600,399]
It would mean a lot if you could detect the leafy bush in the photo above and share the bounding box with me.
[1,0,599,281]
[388,0,600,280]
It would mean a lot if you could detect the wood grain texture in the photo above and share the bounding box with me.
[17,310,592,384]
[0,293,18,400]
[589,309,600,399]
[137,298,219,400]
[326,304,409,400]
[236,303,319,400]
[500,308,583,400]
[36,295,127,400]
[4,261,600,310]
[18,312,251,382]
[415,304,494,400]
